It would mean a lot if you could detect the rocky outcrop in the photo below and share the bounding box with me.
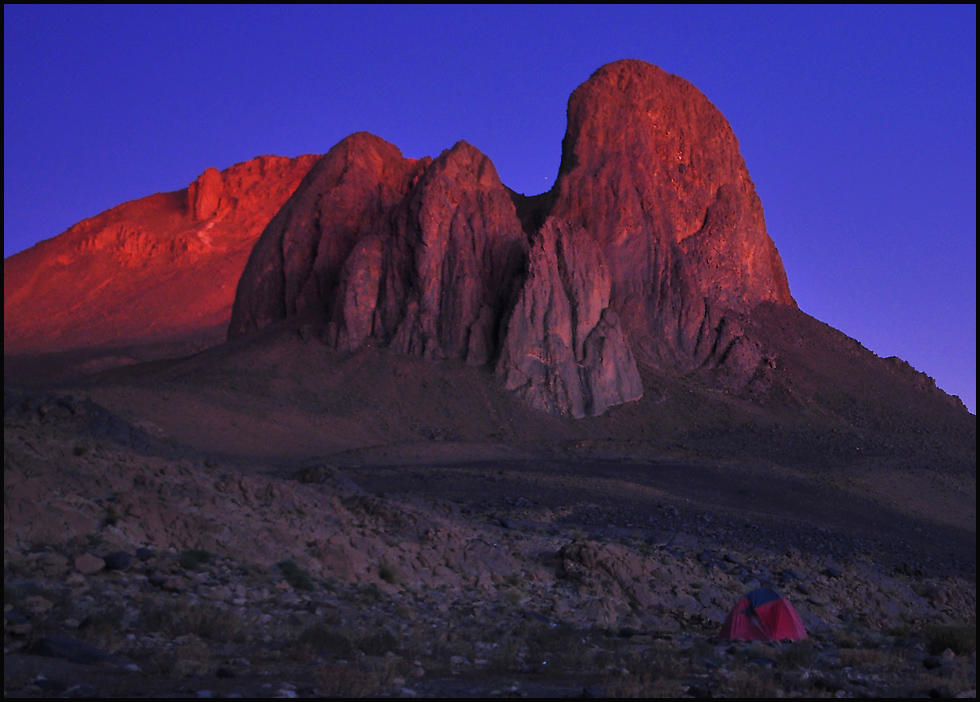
[230,134,426,339]
[348,140,527,364]
[226,60,795,416]
[230,135,528,367]
[543,60,793,376]
[229,61,793,416]
[186,167,225,221]
[496,221,642,417]
[229,134,637,417]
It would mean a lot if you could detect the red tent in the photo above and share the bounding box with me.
[719,588,808,641]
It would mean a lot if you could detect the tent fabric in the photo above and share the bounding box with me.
[719,587,808,641]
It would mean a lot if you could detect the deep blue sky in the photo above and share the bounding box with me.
[4,6,975,412]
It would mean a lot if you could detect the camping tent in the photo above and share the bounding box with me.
[719,587,808,641]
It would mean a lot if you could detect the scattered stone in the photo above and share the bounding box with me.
[74,553,105,575]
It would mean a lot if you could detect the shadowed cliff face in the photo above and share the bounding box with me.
[229,60,795,417]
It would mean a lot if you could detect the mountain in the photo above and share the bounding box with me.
[4,154,317,356]
[230,61,792,417]
[2,59,973,697]
[3,59,971,436]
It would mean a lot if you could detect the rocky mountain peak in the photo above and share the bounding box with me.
[230,60,795,417]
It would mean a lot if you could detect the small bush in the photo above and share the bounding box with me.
[278,560,315,591]
[359,630,399,656]
[838,647,885,666]
[777,641,820,669]
[315,663,380,697]
[298,625,355,659]
[724,668,779,697]
[378,562,397,584]
[359,583,384,603]
[603,644,689,697]
[687,638,717,662]
[504,588,524,605]
[79,605,127,643]
[525,622,592,673]
[923,624,977,656]
[141,600,242,642]
[102,506,121,527]
[177,549,213,571]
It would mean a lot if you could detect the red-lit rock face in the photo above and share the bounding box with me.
[230,135,529,368]
[230,60,794,416]
[496,219,643,417]
[229,134,425,340]
[549,60,793,371]
[4,155,317,353]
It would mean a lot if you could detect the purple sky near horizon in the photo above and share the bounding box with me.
[4,6,976,413]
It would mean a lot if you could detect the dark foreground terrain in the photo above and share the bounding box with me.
[4,330,976,698]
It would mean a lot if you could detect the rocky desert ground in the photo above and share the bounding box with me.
[4,330,975,698]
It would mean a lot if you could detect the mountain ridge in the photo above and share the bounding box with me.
[4,154,317,354]
[3,60,973,426]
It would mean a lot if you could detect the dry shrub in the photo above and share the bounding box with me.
[724,668,779,697]
[141,599,243,642]
[177,549,214,571]
[141,636,214,677]
[359,629,399,656]
[277,559,315,590]
[348,583,384,604]
[604,671,685,698]
[602,643,691,697]
[523,621,595,673]
[378,562,397,584]
[77,604,128,648]
[486,635,526,673]
[170,636,215,677]
[837,647,886,666]
[603,666,686,698]
[315,662,381,697]
[913,661,977,699]
[776,640,820,669]
[922,623,976,656]
[295,624,356,660]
